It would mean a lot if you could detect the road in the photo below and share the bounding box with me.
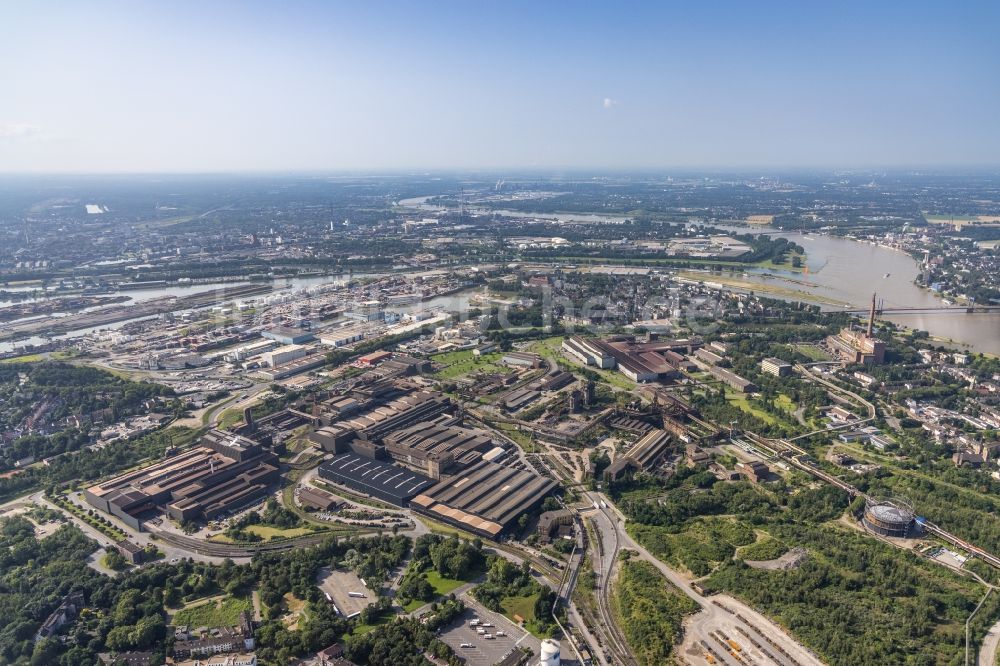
[584,489,825,666]
[979,618,1000,666]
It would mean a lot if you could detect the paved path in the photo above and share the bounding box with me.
[979,618,1000,666]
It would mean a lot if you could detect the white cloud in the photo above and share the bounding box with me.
[1,124,43,138]
[602,97,619,109]
[0,124,52,144]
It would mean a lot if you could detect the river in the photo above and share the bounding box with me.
[399,197,999,355]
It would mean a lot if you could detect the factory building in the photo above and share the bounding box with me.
[84,430,279,529]
[308,379,555,538]
[381,418,495,479]
[564,335,693,383]
[826,294,886,365]
[263,344,308,368]
[827,328,886,365]
[500,351,544,368]
[262,326,315,345]
[539,370,575,392]
[694,348,724,366]
[311,390,452,446]
[538,509,574,542]
[297,486,344,512]
[602,429,674,482]
[707,366,757,393]
[410,459,557,539]
[761,357,792,377]
[562,336,616,369]
[318,325,369,348]
[317,454,432,507]
[357,350,392,367]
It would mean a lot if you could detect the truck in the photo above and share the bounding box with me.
[348,591,366,598]
[600,500,607,509]
[484,634,494,640]
[593,501,599,510]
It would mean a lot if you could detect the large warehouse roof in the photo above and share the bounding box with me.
[319,454,432,503]
[410,460,556,539]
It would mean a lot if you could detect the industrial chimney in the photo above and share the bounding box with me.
[867,292,877,338]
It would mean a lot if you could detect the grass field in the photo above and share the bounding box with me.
[923,213,976,224]
[281,592,308,630]
[244,524,314,540]
[173,595,252,627]
[791,343,831,361]
[773,393,797,414]
[432,350,506,379]
[0,354,46,364]
[402,597,425,612]
[501,593,554,637]
[726,390,777,425]
[217,408,244,430]
[425,569,468,596]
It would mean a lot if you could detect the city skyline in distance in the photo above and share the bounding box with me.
[2,0,999,173]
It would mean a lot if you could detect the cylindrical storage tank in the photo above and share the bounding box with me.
[539,638,561,666]
[861,497,914,538]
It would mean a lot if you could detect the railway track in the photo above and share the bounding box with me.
[759,434,1000,572]
[594,503,638,666]
[153,528,350,558]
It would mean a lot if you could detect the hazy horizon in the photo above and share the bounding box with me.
[3,1,999,173]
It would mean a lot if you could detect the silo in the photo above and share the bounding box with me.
[539,638,560,666]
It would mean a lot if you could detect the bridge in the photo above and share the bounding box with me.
[841,305,1000,315]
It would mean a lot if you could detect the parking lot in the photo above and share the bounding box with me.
[436,594,540,666]
[316,566,373,617]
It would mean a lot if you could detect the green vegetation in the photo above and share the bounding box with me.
[431,349,506,379]
[500,592,540,625]
[50,493,127,541]
[397,534,485,609]
[628,516,756,576]
[726,389,778,425]
[0,361,176,470]
[612,559,699,666]
[617,468,1000,665]
[703,524,1000,665]
[216,407,245,430]
[424,570,466,596]
[0,511,419,665]
[101,549,131,571]
[345,611,464,666]
[737,536,788,561]
[0,353,46,364]
[473,554,556,637]
[246,524,314,540]
[172,595,252,627]
[1,426,200,504]
[223,497,319,542]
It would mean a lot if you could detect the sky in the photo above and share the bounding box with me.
[1,1,999,172]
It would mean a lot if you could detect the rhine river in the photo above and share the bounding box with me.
[398,197,999,355]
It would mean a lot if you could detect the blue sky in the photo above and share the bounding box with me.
[1,1,998,172]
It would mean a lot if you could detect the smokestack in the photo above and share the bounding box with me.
[243,406,254,430]
[867,292,876,337]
